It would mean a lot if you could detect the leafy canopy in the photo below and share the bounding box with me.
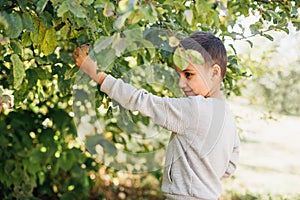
[0,0,299,198]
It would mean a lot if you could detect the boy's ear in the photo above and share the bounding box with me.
[211,64,222,80]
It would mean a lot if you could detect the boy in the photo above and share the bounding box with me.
[73,32,240,200]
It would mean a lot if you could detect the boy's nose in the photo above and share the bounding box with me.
[178,77,187,89]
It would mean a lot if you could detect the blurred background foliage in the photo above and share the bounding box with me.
[0,0,300,199]
[238,30,300,116]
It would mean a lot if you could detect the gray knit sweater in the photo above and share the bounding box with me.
[101,75,240,200]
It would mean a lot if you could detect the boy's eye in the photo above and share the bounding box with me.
[185,72,192,78]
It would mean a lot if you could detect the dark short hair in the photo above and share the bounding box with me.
[179,32,227,79]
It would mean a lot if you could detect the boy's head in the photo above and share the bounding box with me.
[174,32,227,98]
[178,32,227,79]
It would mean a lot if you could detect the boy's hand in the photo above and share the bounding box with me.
[73,45,107,84]
[73,45,97,76]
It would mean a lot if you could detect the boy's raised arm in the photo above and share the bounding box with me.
[72,46,204,135]
[99,74,208,138]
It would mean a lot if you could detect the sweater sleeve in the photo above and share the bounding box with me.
[100,75,204,135]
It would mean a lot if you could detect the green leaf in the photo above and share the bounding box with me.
[267,10,281,22]
[129,10,145,24]
[27,162,41,175]
[59,78,71,95]
[64,67,79,80]
[41,27,57,56]
[103,2,115,17]
[173,48,204,69]
[57,2,69,17]
[60,24,70,39]
[86,135,117,156]
[187,49,204,65]
[228,55,238,65]
[94,36,114,53]
[66,0,87,18]
[36,0,49,13]
[10,40,23,55]
[99,139,117,155]
[3,13,23,39]
[51,109,70,129]
[112,34,128,57]
[38,172,45,185]
[173,47,189,70]
[144,5,158,23]
[17,0,27,12]
[94,48,116,70]
[0,14,8,29]
[28,149,39,164]
[245,40,253,48]
[229,44,237,55]
[26,69,38,88]
[94,0,109,8]
[31,20,46,45]
[272,25,289,34]
[60,193,77,200]
[22,12,35,32]
[114,11,131,30]
[11,54,25,89]
[212,11,220,28]
[39,11,53,29]
[168,36,180,48]
[58,152,76,171]
[34,68,51,80]
[118,0,138,13]
[123,28,143,41]
[83,0,94,5]
[262,33,274,41]
[140,39,155,58]
[249,21,263,34]
[4,160,15,174]
[22,31,32,47]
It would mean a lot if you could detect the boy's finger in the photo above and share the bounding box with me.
[82,45,89,51]
[82,45,89,55]
[73,48,80,58]
[76,46,83,54]
[72,52,77,59]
